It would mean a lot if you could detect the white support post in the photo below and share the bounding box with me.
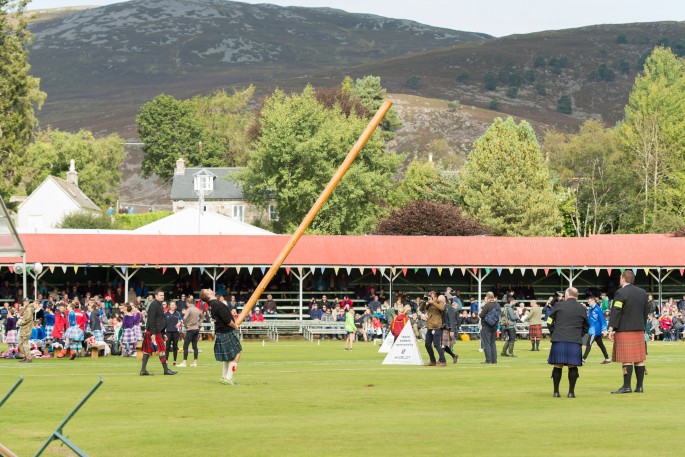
[560,268,584,288]
[380,268,401,304]
[467,267,492,312]
[30,269,47,300]
[205,267,227,292]
[22,253,27,301]
[114,267,140,303]
[292,268,311,320]
[648,268,672,307]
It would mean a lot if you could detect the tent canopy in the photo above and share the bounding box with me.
[133,208,273,235]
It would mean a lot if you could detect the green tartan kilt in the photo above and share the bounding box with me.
[214,331,242,362]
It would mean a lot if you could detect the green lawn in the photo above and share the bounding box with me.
[1,338,682,457]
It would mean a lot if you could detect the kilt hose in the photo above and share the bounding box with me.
[529,324,542,340]
[612,331,646,363]
[142,331,167,363]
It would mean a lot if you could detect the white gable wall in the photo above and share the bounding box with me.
[17,179,89,231]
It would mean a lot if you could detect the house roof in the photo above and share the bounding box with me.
[49,176,100,211]
[3,233,685,269]
[133,208,273,235]
[170,167,244,201]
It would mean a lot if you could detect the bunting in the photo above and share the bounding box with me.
[74,266,79,274]
[248,266,253,274]
[532,268,538,276]
[298,267,303,276]
[320,267,325,274]
[8,266,14,274]
[437,268,443,276]
[449,267,454,275]
[595,268,601,276]
[261,267,266,275]
[285,267,291,276]
[119,266,126,275]
[426,267,432,276]
[520,268,526,275]
[620,268,625,273]
[175,266,180,275]
[680,269,684,276]
[186,266,192,274]
[310,267,316,275]
[200,266,205,275]
[48,265,55,274]
[486,268,492,275]
[472,268,478,276]
[414,268,419,274]
[508,268,514,274]
[402,268,408,276]
[391,267,396,276]
[372,267,377,275]
[359,267,365,275]
[632,268,637,276]
[544,268,549,276]
[334,267,340,275]
[380,267,386,276]
[162,267,167,274]
[346,267,352,275]
[497,268,503,276]
[132,264,137,269]
[236,267,241,274]
[460,267,466,276]
[643,268,650,276]
[607,268,612,276]
[556,268,562,276]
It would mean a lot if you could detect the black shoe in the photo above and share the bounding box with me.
[140,370,153,376]
[164,368,177,375]
[635,386,644,393]
[509,354,517,357]
[500,353,509,357]
[553,392,560,398]
[480,361,491,364]
[567,393,576,398]
[611,386,632,394]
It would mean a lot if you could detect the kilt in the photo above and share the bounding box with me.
[214,331,242,362]
[45,325,54,339]
[529,324,542,340]
[65,326,84,341]
[134,325,143,342]
[93,329,104,342]
[5,330,18,344]
[612,331,646,363]
[441,329,455,347]
[121,328,137,345]
[141,331,166,355]
[548,341,582,366]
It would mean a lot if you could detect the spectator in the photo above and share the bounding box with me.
[500,297,518,358]
[165,302,182,366]
[368,295,381,313]
[120,305,136,357]
[263,294,277,315]
[344,305,356,351]
[419,291,447,367]
[659,312,673,341]
[582,296,610,364]
[179,297,201,368]
[672,312,685,341]
[479,292,500,364]
[309,303,323,321]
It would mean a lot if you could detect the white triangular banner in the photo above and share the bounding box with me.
[378,333,395,353]
[382,322,424,366]
[346,267,352,275]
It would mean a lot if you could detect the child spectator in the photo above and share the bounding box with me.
[132,303,143,344]
[121,305,136,357]
[4,313,18,358]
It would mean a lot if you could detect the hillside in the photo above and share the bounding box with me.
[27,0,488,135]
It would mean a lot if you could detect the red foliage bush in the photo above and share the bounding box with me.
[374,200,488,236]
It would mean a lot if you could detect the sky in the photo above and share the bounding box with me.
[26,0,685,37]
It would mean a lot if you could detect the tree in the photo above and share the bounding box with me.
[0,0,46,201]
[455,70,471,83]
[137,94,224,180]
[459,117,561,236]
[390,158,461,207]
[544,121,628,236]
[58,211,115,229]
[557,95,573,114]
[375,200,487,236]
[484,71,497,91]
[189,86,255,167]
[235,86,403,234]
[22,129,125,207]
[351,75,402,133]
[617,47,685,232]
[405,75,421,89]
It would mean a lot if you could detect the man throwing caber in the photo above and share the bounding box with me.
[608,271,648,394]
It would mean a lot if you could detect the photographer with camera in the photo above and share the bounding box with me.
[418,291,447,367]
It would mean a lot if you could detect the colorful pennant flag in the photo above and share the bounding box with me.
[402,268,408,276]
[607,268,612,276]
[485,268,492,275]
[334,267,339,275]
[449,267,454,275]
[520,268,526,275]
[359,267,365,275]
[437,267,443,276]
[162,267,167,274]
[497,268,503,276]
[532,268,538,276]
[426,268,432,276]
[48,265,55,274]
[544,268,550,276]
[372,268,377,275]
[8,266,14,274]
[74,266,79,274]
[175,267,180,275]
[285,267,291,275]
[248,266,253,274]
[186,266,192,274]
[261,267,266,275]
[508,268,514,274]
[460,268,466,276]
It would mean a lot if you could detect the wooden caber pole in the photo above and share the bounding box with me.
[236,99,393,325]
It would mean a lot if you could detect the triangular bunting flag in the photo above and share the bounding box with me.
[298,267,303,275]
[174,266,180,275]
[426,267,432,276]
[449,267,454,275]
[472,268,478,276]
[200,266,205,275]
[334,267,339,275]
[544,268,550,276]
[643,268,650,276]
[620,268,625,273]
[186,266,192,274]
[320,267,325,274]
[48,265,55,274]
[8,266,14,274]
[391,267,396,276]
[437,268,443,276]
[485,268,492,275]
[460,268,466,276]
[378,333,395,353]
[402,268,408,276]
[497,268,503,276]
[520,268,526,275]
[248,266,253,274]
[119,266,125,275]
[261,267,266,275]
[632,268,637,276]
[508,268,514,274]
[223,266,228,271]
[285,267,291,276]
[606,268,612,276]
[380,267,387,276]
[235,267,241,273]
[556,268,562,276]
[414,268,419,274]
[74,266,79,274]
[372,268,377,275]
[382,321,424,366]
[680,269,684,276]
[310,267,316,275]
[359,267,365,275]
[346,267,352,275]
[162,267,167,274]
[532,268,538,276]
[595,268,601,276]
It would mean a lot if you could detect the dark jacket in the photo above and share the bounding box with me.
[209,299,234,334]
[547,298,589,344]
[164,310,181,333]
[89,310,101,332]
[443,304,458,332]
[145,299,166,333]
[609,284,648,332]
[479,300,500,324]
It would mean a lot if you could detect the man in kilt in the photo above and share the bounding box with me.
[547,287,589,398]
[200,289,242,385]
[608,271,648,394]
[526,300,543,351]
[140,289,177,376]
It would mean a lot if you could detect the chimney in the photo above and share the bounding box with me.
[175,158,186,175]
[66,159,78,186]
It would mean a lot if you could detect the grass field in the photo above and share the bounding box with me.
[1,338,683,457]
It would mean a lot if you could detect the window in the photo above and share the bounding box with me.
[195,174,213,192]
[232,205,244,222]
[268,204,278,221]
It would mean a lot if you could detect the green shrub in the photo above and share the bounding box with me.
[58,211,115,229]
[488,99,500,110]
[114,211,172,230]
[557,95,573,115]
[405,75,421,89]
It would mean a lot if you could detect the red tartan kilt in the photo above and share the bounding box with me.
[141,331,166,354]
[612,331,646,363]
[529,324,542,339]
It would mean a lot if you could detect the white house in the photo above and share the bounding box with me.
[17,160,101,232]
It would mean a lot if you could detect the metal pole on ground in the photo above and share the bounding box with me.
[236,100,393,325]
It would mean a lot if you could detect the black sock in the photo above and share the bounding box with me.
[568,367,579,394]
[141,353,149,372]
[635,365,646,388]
[551,367,562,393]
[623,364,633,388]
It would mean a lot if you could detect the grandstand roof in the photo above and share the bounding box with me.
[1,233,684,269]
